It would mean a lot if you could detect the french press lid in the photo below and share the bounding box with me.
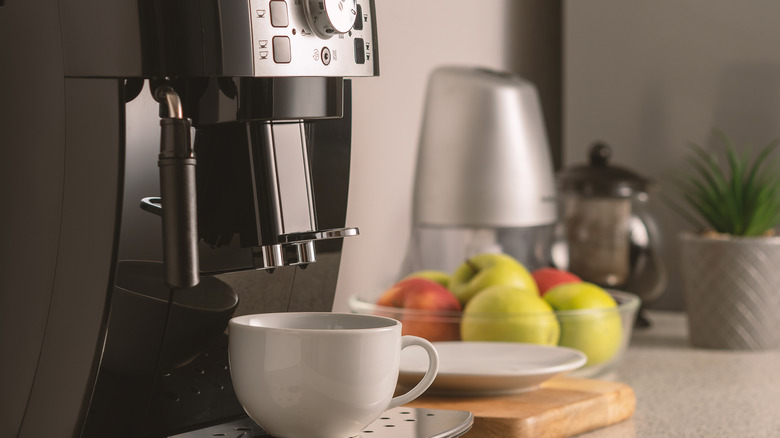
[557,142,651,198]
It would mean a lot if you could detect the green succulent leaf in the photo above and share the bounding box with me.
[667,131,780,236]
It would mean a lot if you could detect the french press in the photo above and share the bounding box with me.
[557,143,667,326]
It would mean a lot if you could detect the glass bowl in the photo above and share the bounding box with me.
[348,290,640,378]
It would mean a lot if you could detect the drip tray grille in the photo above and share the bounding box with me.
[360,407,473,437]
[170,407,473,438]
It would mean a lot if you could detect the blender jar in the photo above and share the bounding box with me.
[405,224,556,276]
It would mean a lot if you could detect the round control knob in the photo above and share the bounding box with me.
[304,0,357,39]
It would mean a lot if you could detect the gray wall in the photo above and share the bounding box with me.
[564,1,780,310]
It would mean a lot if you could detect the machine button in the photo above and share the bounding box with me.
[273,36,291,63]
[354,38,365,64]
[353,4,363,30]
[270,1,289,27]
[321,47,331,65]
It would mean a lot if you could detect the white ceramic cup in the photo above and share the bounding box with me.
[228,312,439,438]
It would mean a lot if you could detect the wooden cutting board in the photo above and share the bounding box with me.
[403,377,635,438]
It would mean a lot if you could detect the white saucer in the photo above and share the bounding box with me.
[398,342,587,396]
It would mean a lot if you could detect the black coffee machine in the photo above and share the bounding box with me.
[0,1,378,437]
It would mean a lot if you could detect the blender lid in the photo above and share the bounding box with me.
[557,142,651,197]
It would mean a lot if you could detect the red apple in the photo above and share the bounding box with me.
[532,267,582,296]
[376,278,462,342]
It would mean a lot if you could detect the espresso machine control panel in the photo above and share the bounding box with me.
[249,0,378,77]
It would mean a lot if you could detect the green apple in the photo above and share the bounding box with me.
[402,270,451,288]
[461,285,560,345]
[450,253,538,305]
[543,282,622,366]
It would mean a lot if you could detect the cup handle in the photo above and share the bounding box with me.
[388,335,439,409]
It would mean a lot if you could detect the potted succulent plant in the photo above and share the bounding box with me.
[668,131,780,350]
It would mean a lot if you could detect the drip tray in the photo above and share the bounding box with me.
[170,407,473,438]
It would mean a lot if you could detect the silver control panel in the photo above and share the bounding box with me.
[248,0,378,77]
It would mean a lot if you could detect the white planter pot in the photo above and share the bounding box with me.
[679,233,780,350]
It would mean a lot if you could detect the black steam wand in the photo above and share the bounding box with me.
[154,85,200,288]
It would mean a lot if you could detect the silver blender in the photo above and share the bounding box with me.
[405,66,558,275]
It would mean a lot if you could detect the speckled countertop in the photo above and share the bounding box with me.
[578,310,780,437]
